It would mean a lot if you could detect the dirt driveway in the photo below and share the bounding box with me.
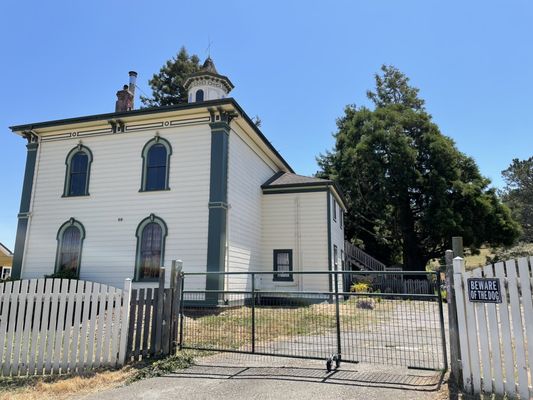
[81,352,447,400]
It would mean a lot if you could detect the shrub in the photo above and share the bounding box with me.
[45,269,79,280]
[356,299,374,310]
[350,282,370,293]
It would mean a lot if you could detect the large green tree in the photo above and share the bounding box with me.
[501,157,533,242]
[140,47,200,107]
[318,65,520,270]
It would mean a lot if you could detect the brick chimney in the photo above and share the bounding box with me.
[115,71,137,112]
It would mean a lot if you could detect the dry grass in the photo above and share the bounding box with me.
[183,299,389,350]
[0,367,134,400]
[464,247,493,270]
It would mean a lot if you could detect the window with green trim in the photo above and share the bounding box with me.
[135,214,167,281]
[141,137,172,192]
[55,218,85,276]
[64,145,92,197]
[273,249,293,281]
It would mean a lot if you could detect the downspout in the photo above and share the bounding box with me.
[295,197,302,289]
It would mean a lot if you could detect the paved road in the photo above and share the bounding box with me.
[82,353,446,400]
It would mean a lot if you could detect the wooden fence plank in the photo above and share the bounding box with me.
[102,286,115,365]
[117,280,131,366]
[155,270,165,356]
[127,289,137,358]
[482,265,504,395]
[19,279,37,376]
[11,280,28,376]
[472,268,492,393]
[505,260,529,399]
[0,281,13,376]
[4,280,21,376]
[86,283,100,369]
[142,288,152,357]
[28,279,45,376]
[453,258,472,394]
[36,279,52,375]
[45,279,61,375]
[53,280,69,374]
[61,280,77,373]
[110,290,122,366]
[69,280,84,372]
[494,262,516,397]
[77,281,93,372]
[93,284,107,368]
[150,288,159,353]
[162,288,171,355]
[134,289,145,358]
[518,257,533,398]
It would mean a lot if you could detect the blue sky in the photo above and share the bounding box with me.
[1,1,532,250]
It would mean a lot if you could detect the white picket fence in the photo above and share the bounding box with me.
[0,278,132,377]
[454,256,533,399]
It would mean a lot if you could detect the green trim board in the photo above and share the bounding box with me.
[62,144,93,197]
[134,214,168,282]
[9,98,294,174]
[11,141,38,279]
[262,187,329,195]
[205,121,230,302]
[262,181,347,209]
[139,136,172,192]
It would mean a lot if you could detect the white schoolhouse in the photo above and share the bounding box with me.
[9,58,346,293]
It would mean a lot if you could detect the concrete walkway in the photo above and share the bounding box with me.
[82,353,447,400]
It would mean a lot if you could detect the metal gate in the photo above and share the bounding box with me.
[178,270,447,371]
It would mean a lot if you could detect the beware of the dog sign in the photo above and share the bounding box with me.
[467,278,502,303]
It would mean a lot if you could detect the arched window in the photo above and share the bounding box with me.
[141,137,172,191]
[64,145,93,197]
[195,89,204,102]
[135,214,167,281]
[55,218,85,276]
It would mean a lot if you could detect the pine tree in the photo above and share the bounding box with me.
[140,47,200,107]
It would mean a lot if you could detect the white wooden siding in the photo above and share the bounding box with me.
[22,124,211,289]
[226,127,276,291]
[260,191,329,292]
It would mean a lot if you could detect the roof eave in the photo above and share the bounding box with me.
[9,97,294,174]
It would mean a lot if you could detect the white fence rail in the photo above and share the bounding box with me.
[454,256,533,399]
[0,278,131,377]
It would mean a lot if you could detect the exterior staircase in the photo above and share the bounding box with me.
[344,241,387,271]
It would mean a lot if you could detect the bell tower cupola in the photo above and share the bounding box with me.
[184,57,234,103]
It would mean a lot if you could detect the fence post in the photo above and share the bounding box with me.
[171,260,183,354]
[155,267,165,355]
[118,278,132,366]
[452,236,464,258]
[453,256,472,394]
[178,271,185,350]
[251,272,255,354]
[445,249,462,386]
[334,271,341,361]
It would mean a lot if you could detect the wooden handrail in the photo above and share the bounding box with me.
[344,241,386,271]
